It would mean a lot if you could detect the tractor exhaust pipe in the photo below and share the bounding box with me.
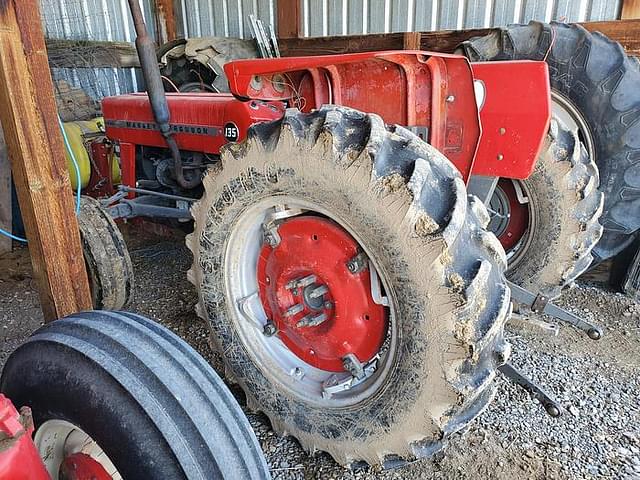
[127,0,198,189]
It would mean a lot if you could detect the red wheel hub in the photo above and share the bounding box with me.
[59,452,111,480]
[496,179,529,252]
[257,216,387,372]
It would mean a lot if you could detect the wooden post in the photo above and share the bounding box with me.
[154,0,178,44]
[621,0,640,19]
[403,32,422,50]
[0,125,10,254]
[0,0,92,321]
[277,0,302,39]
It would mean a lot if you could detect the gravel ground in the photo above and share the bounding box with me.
[1,228,639,479]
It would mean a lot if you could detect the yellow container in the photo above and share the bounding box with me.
[63,118,121,189]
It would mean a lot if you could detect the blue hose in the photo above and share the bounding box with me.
[0,116,82,244]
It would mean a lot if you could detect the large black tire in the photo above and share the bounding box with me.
[78,196,133,310]
[459,21,640,262]
[188,106,511,467]
[158,37,258,93]
[0,311,270,480]
[494,118,603,300]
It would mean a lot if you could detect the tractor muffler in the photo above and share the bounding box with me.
[127,0,198,190]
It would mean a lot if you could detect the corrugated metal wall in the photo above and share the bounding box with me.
[175,0,276,38]
[301,0,622,36]
[39,0,155,98]
[39,0,621,100]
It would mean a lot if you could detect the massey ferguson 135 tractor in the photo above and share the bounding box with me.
[69,0,618,468]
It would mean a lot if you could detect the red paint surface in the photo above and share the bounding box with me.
[0,395,49,480]
[257,217,387,372]
[471,61,551,179]
[225,50,482,180]
[60,452,112,480]
[496,179,530,252]
[102,93,284,154]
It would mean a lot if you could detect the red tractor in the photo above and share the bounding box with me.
[74,1,609,468]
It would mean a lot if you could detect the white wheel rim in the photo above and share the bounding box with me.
[34,419,121,479]
[222,195,398,408]
[551,90,595,160]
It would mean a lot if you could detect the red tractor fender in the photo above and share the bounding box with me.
[0,394,49,480]
[225,52,551,183]
[471,60,551,179]
[225,51,482,180]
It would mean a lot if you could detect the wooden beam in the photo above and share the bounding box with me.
[154,0,178,44]
[277,0,302,39]
[0,125,10,254]
[279,19,640,57]
[0,0,92,320]
[403,31,421,50]
[621,0,640,19]
[45,39,140,69]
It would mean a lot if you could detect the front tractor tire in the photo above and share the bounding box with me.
[488,118,603,300]
[1,311,269,480]
[188,106,511,467]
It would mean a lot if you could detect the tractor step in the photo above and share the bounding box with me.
[499,363,563,417]
[507,281,603,340]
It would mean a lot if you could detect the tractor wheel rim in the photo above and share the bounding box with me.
[488,179,532,266]
[551,90,595,160]
[224,196,396,407]
[34,419,121,480]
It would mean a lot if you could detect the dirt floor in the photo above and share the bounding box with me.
[1,227,639,479]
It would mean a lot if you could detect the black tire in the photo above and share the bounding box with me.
[0,311,270,480]
[188,106,511,467]
[78,196,133,310]
[459,21,640,262]
[494,118,603,300]
[158,37,257,93]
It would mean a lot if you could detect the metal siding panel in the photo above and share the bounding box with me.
[413,0,436,31]
[492,0,517,25]
[553,0,581,22]
[242,0,257,38]
[347,0,365,34]
[257,0,275,28]
[226,0,243,37]
[588,0,621,20]
[328,0,344,34]
[464,0,490,28]
[368,0,386,33]
[438,0,461,29]
[308,0,325,36]
[521,0,551,22]
[208,0,225,36]
[390,0,409,32]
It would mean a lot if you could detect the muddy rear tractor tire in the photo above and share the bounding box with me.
[487,118,603,300]
[78,196,134,310]
[188,106,512,467]
[1,311,270,480]
[459,21,640,263]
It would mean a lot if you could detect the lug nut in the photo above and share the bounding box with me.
[263,321,277,337]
